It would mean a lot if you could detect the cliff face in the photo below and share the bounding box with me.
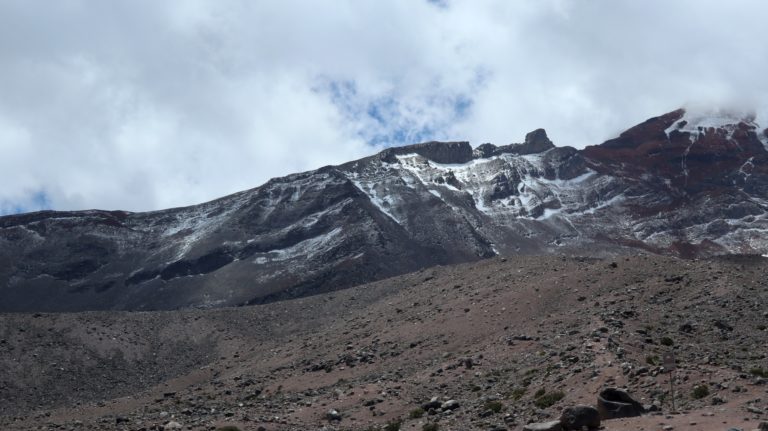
[2,108,767,311]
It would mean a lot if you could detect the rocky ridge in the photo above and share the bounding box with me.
[1,108,768,311]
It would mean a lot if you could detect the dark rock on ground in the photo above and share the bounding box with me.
[560,405,600,430]
[597,388,645,419]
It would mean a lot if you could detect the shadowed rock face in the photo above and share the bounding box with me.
[1,108,768,312]
[379,141,474,164]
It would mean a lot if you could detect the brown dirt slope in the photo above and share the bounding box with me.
[1,254,767,430]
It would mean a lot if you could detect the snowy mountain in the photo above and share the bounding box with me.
[2,108,767,311]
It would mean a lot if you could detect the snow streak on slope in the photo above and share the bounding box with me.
[348,171,402,224]
[253,227,344,264]
[392,152,617,222]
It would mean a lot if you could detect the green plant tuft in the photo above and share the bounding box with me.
[484,400,503,413]
[509,387,526,400]
[384,419,402,431]
[409,408,425,419]
[533,390,565,409]
[691,384,709,399]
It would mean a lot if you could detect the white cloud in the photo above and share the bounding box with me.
[1,0,767,213]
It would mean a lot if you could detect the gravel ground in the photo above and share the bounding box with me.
[1,254,767,430]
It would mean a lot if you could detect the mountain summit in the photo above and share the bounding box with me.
[2,109,767,311]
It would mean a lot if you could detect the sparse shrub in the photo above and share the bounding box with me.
[533,390,565,409]
[757,324,767,331]
[509,388,526,400]
[660,337,674,346]
[749,367,768,378]
[533,388,546,398]
[691,384,709,399]
[484,400,503,413]
[471,385,482,392]
[409,408,425,419]
[216,427,242,431]
[422,423,439,431]
[646,355,659,365]
[384,419,402,431]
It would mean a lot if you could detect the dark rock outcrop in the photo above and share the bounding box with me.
[473,129,556,158]
[379,141,473,164]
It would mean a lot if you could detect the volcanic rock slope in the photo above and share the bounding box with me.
[2,108,768,311]
[1,255,767,430]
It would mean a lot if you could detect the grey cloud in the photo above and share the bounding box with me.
[0,0,766,212]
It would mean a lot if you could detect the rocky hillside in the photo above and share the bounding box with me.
[1,254,767,430]
[1,108,768,311]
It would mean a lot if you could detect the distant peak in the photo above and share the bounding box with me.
[667,107,759,135]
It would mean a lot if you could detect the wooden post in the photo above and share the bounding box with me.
[663,351,676,412]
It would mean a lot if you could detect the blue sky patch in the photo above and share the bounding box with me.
[319,77,475,149]
[0,190,51,215]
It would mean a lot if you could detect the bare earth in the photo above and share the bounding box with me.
[1,254,767,430]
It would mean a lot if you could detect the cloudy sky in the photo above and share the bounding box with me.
[2,0,767,214]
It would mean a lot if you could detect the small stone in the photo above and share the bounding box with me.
[163,421,183,430]
[441,399,460,410]
[422,397,442,410]
[326,409,342,421]
[523,420,563,431]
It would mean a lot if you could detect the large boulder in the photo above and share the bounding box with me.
[597,388,645,419]
[560,405,600,430]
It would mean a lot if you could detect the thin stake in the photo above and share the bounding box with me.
[669,369,676,412]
